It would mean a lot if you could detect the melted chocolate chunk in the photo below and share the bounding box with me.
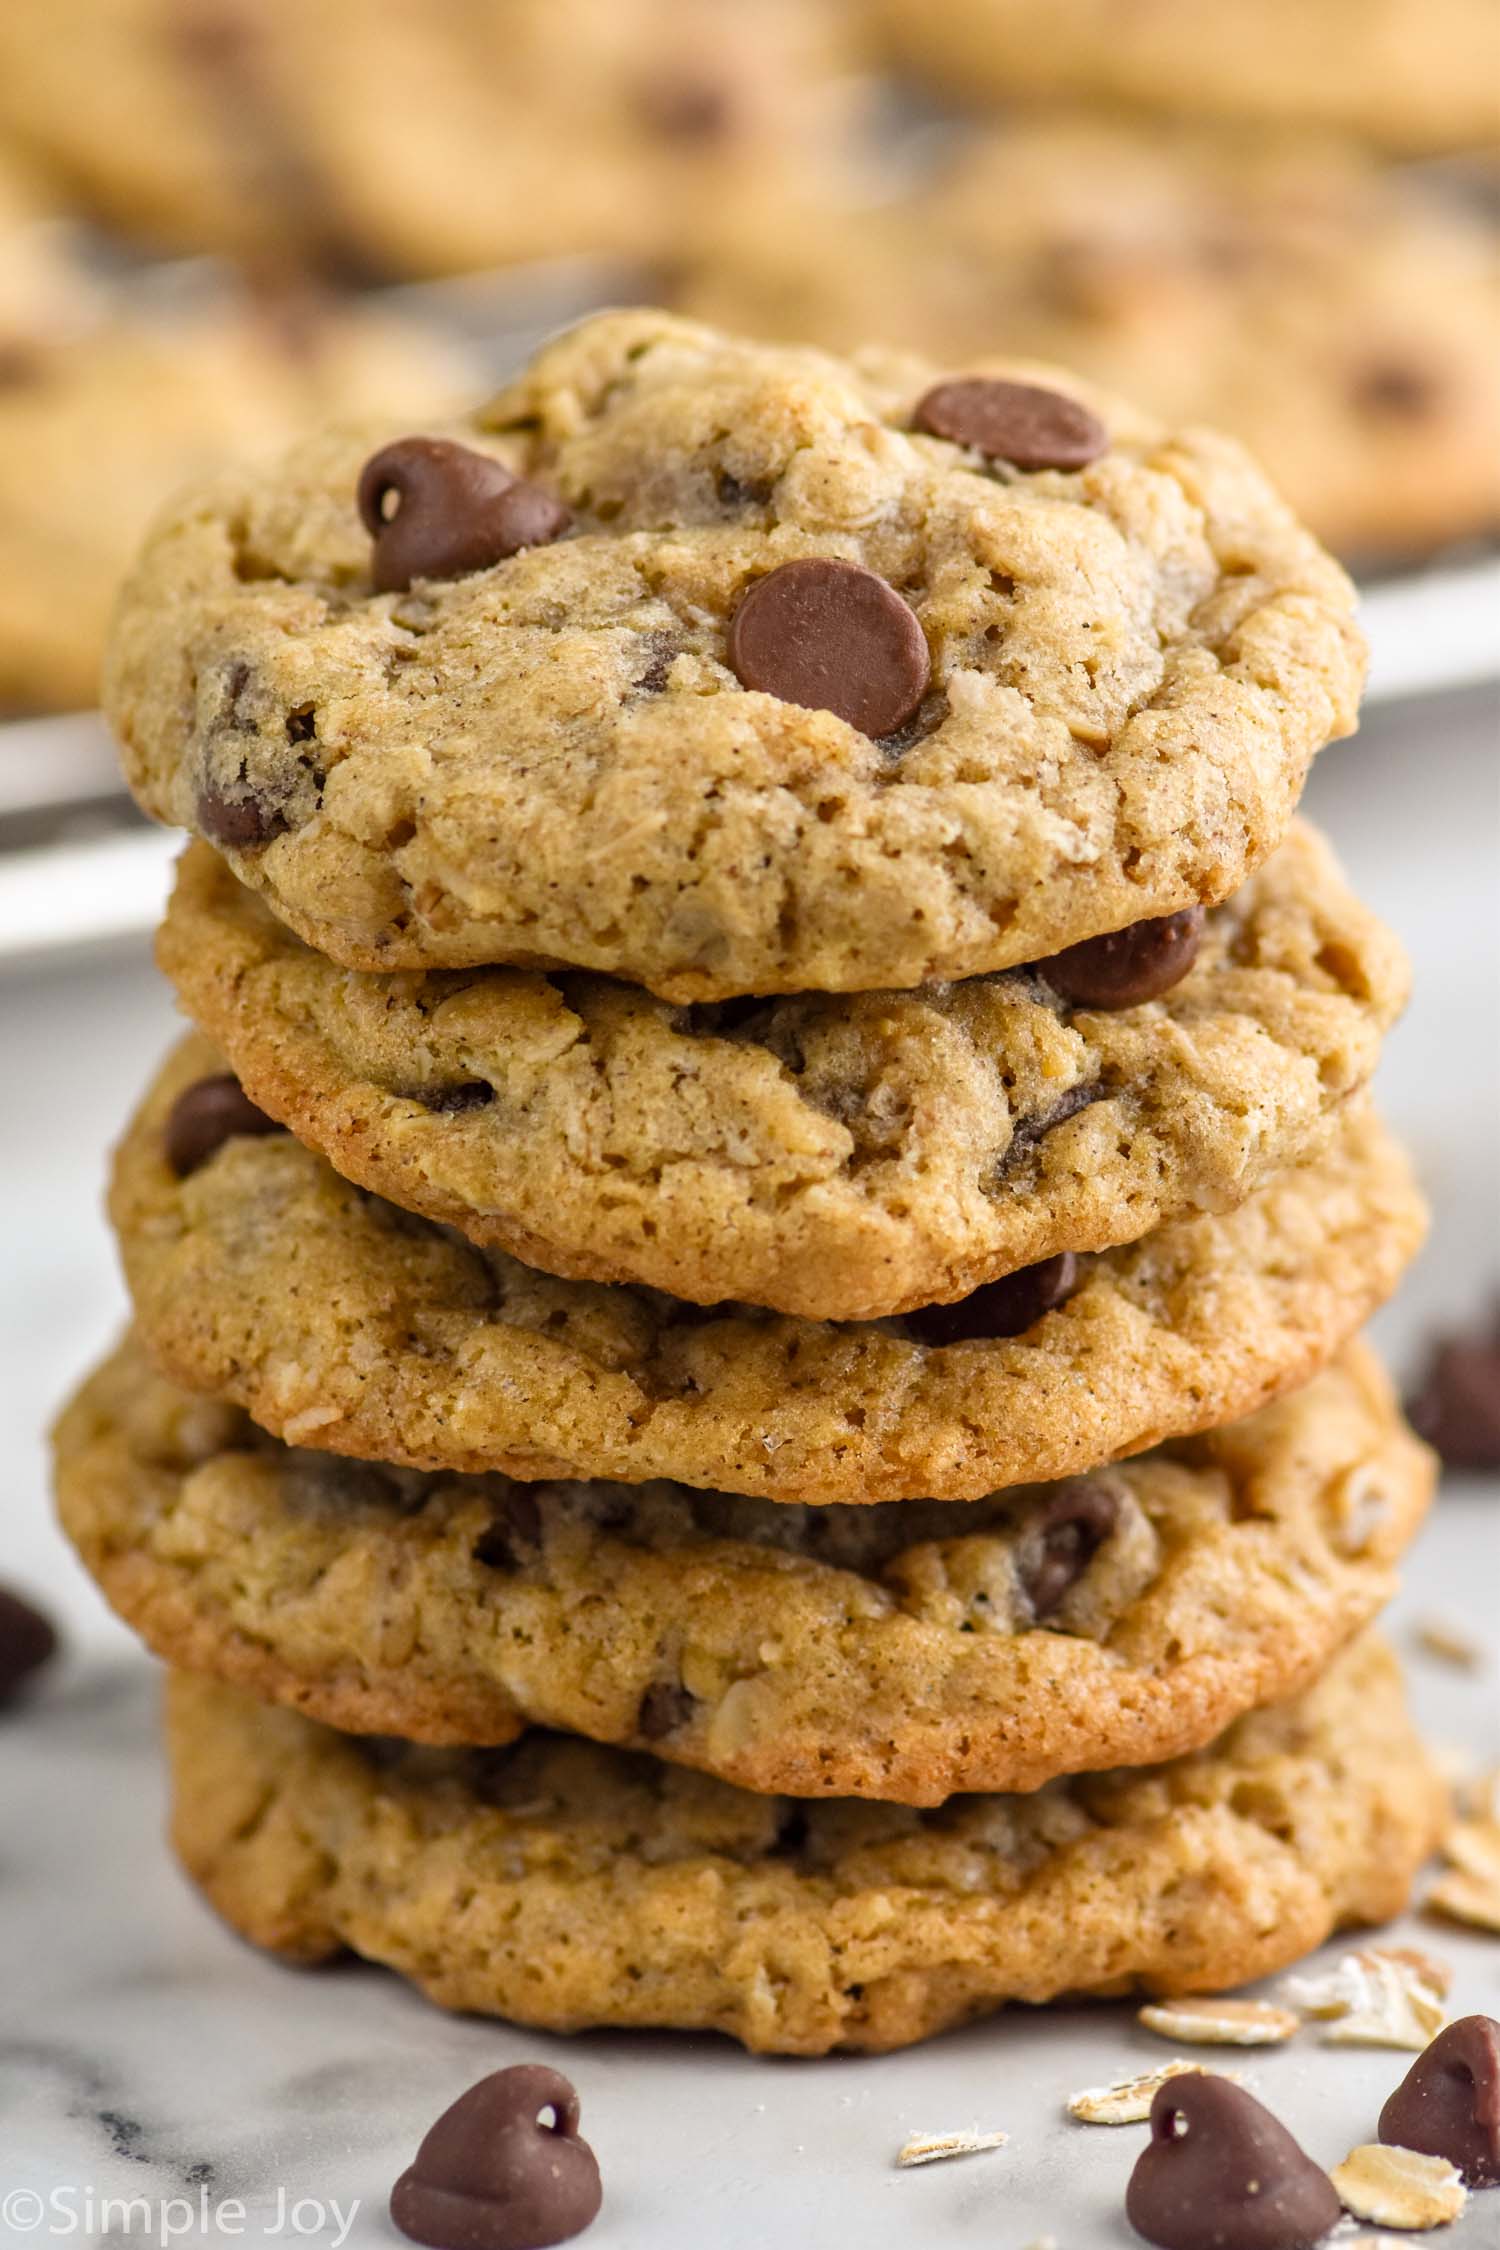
[727,557,930,738]
[164,1074,281,1178]
[1038,906,1205,1011]
[914,377,1108,471]
[0,1585,58,1702]
[1380,2016,1500,2187]
[358,438,571,594]
[390,2065,602,2250]
[903,1253,1079,1348]
[1016,1481,1119,1619]
[1126,2075,1341,2250]
[196,782,288,851]
[636,1680,695,1741]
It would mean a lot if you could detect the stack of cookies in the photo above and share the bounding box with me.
[54,311,1446,2056]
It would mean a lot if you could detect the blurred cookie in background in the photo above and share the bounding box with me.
[870,0,1500,155]
[0,260,469,710]
[679,119,1500,561]
[0,0,864,280]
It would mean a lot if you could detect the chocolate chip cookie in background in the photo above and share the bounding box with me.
[148,820,1405,1321]
[104,309,1365,997]
[677,118,1500,561]
[0,0,861,279]
[111,1038,1425,1501]
[53,1332,1434,1799]
[391,2066,602,2250]
[867,0,1500,152]
[160,1636,1446,2055]
[0,274,471,712]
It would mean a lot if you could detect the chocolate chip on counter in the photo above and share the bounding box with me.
[636,1679,695,1741]
[1380,2016,1500,2187]
[1017,1480,1119,1619]
[164,1074,282,1179]
[358,438,571,595]
[904,1253,1079,1348]
[727,557,930,739]
[1038,906,1206,1011]
[1127,2075,1342,2250]
[1408,1312,1500,1471]
[196,782,288,851]
[914,377,1109,471]
[0,1585,58,1703]
[391,2064,602,2250]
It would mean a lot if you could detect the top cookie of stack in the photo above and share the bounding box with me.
[106,308,1363,1002]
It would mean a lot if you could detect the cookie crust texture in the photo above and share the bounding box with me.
[163,1638,1446,2054]
[113,1037,1424,1502]
[106,310,1365,1000]
[152,823,1406,1320]
[58,1333,1434,1802]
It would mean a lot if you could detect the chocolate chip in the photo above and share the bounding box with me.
[1126,2075,1342,2250]
[0,341,46,388]
[196,782,288,851]
[904,1253,1079,1348]
[1016,1480,1118,1619]
[914,377,1109,471]
[472,1493,542,1573]
[727,558,930,739]
[996,1082,1104,1180]
[390,2064,602,2250]
[715,469,774,510]
[1408,1312,1500,1471]
[0,1586,58,1703]
[1037,906,1205,1010]
[358,438,571,595]
[1380,2016,1500,2187]
[1354,360,1438,419]
[638,75,734,141]
[164,1074,281,1178]
[636,1680,695,1741]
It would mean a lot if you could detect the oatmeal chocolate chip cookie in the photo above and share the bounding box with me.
[681,121,1500,561]
[57,1332,1434,1801]
[163,1637,1445,2054]
[112,1038,1424,1502]
[0,0,857,279]
[154,823,1407,1320]
[871,0,1500,154]
[105,308,1365,998]
[0,280,469,712]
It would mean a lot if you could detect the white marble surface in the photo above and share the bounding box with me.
[1,685,1498,2247]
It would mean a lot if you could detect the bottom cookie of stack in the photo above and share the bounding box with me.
[164,1637,1443,2057]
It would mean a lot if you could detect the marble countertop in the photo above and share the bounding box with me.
[2,684,1497,2247]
